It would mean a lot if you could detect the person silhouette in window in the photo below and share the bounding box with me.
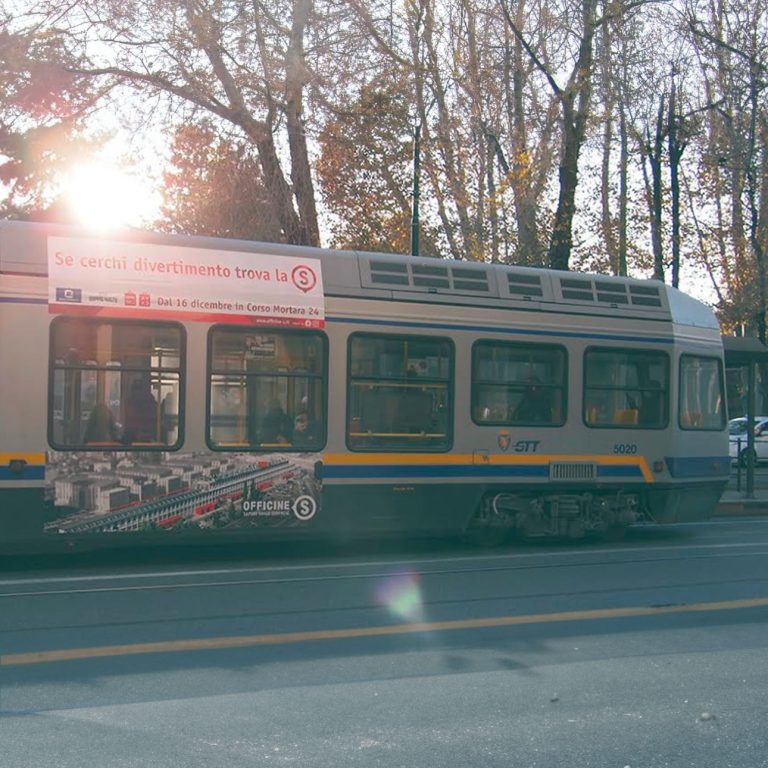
[83,403,120,444]
[292,411,321,449]
[123,379,158,443]
[512,377,552,423]
[261,399,292,444]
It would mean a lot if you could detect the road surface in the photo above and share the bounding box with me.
[2,519,768,767]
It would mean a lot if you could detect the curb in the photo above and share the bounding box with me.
[715,500,768,517]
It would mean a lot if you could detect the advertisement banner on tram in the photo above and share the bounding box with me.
[43,451,321,535]
[48,237,324,328]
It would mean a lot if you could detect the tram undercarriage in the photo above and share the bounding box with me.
[470,489,643,540]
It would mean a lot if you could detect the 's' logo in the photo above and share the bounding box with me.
[292,495,317,521]
[291,264,318,293]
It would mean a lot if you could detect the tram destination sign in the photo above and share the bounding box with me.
[48,236,325,327]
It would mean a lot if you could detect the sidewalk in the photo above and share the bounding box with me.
[716,488,768,516]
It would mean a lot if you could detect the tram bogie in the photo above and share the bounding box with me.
[476,489,640,540]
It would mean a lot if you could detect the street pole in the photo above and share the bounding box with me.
[747,359,756,498]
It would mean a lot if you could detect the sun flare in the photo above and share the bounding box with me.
[63,162,158,232]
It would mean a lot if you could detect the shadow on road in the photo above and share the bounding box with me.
[0,522,704,575]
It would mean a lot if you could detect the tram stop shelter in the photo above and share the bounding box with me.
[723,335,768,498]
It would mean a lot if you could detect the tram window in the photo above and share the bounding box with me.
[679,355,725,430]
[207,328,326,451]
[49,318,184,450]
[472,341,566,426]
[347,334,453,451]
[583,348,669,428]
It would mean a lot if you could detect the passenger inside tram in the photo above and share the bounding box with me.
[83,403,121,444]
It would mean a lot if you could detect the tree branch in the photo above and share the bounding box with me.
[498,0,562,99]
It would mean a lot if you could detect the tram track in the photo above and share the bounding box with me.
[3,574,768,638]
[2,539,768,597]
[3,536,768,638]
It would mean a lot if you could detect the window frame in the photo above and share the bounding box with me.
[205,324,329,452]
[470,339,568,427]
[345,331,455,453]
[678,353,726,432]
[47,316,186,452]
[582,346,670,430]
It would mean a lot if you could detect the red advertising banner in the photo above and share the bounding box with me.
[48,237,325,327]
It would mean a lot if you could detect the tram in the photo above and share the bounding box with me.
[0,220,730,549]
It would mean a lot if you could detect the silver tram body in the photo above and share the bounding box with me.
[0,221,730,548]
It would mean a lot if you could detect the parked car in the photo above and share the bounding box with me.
[729,416,768,466]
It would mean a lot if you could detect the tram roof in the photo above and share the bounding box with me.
[0,219,718,328]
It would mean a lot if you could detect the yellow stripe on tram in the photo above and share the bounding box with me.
[0,452,46,466]
[323,453,655,483]
[324,453,476,465]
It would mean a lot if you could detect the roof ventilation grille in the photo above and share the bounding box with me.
[595,280,629,304]
[369,259,409,286]
[560,277,595,302]
[451,266,490,293]
[507,272,543,297]
[629,284,662,307]
[411,264,450,289]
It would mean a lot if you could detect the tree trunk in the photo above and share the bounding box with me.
[668,80,684,289]
[647,94,665,282]
[546,0,596,271]
[504,12,541,264]
[601,110,619,272]
[549,99,580,271]
[618,100,629,276]
[285,0,320,246]
[599,16,618,273]
[252,130,304,245]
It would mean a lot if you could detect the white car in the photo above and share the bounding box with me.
[729,416,768,466]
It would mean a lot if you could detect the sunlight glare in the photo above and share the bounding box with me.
[64,162,158,231]
[375,571,425,623]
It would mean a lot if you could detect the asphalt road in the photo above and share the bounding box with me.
[2,520,768,767]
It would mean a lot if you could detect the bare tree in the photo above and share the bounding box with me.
[501,0,600,270]
[687,0,768,339]
[500,0,558,264]
[345,0,558,263]
[16,0,333,245]
[642,94,667,281]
